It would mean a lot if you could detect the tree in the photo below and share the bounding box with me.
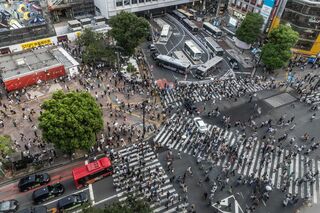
[235,12,264,44]
[261,24,299,70]
[39,91,103,154]
[109,11,150,55]
[77,28,116,66]
[83,195,152,213]
[0,135,14,159]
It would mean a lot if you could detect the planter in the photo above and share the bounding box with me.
[234,37,251,50]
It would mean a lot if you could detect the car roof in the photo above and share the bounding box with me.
[33,186,49,198]
[20,175,36,184]
[58,195,77,207]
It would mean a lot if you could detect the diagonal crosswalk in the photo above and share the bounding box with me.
[160,78,271,107]
[153,114,320,204]
[112,142,188,212]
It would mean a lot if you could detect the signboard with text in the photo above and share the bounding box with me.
[21,38,52,50]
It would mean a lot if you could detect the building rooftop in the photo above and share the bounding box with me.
[0,46,78,81]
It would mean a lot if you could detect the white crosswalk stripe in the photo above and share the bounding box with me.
[112,142,188,212]
[160,78,271,107]
[153,114,320,204]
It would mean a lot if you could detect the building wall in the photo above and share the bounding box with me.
[94,0,195,18]
[4,65,66,92]
[269,0,320,56]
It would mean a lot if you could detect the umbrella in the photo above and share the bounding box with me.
[266,185,272,191]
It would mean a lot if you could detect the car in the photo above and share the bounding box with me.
[0,199,19,213]
[57,192,88,212]
[17,206,47,213]
[32,183,65,204]
[194,117,208,133]
[227,57,239,70]
[184,100,198,113]
[148,44,157,52]
[18,173,50,192]
[151,51,160,60]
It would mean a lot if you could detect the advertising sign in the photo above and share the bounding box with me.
[21,38,52,50]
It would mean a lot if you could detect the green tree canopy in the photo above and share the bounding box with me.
[77,28,116,66]
[39,91,103,153]
[235,12,264,44]
[0,135,14,159]
[261,24,299,70]
[109,11,150,55]
[83,195,152,213]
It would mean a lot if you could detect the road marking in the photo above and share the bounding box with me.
[85,160,95,205]
[94,194,118,206]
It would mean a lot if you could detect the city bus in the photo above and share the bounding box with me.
[188,8,198,16]
[172,10,186,21]
[156,54,190,74]
[177,9,194,20]
[68,20,82,32]
[195,56,223,79]
[160,24,171,42]
[182,19,199,33]
[184,40,202,61]
[72,157,113,189]
[94,16,106,25]
[205,37,224,56]
[203,22,222,38]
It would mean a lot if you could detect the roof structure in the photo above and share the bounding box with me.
[0,46,78,81]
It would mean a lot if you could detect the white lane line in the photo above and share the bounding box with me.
[85,160,95,205]
[93,194,118,206]
[43,187,89,206]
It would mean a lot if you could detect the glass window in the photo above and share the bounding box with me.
[116,0,123,6]
[139,0,144,3]
[124,0,130,5]
[146,0,151,2]
[132,0,137,3]
[294,39,314,51]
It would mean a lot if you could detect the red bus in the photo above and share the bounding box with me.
[72,157,113,189]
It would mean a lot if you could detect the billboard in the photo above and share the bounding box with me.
[0,0,46,31]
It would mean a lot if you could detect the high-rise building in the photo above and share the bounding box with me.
[93,0,198,19]
[269,0,320,56]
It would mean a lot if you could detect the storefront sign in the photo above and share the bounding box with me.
[21,38,52,50]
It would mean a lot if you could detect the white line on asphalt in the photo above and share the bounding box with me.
[93,194,118,206]
[85,160,95,205]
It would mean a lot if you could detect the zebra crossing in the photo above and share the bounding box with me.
[160,77,271,107]
[112,142,188,212]
[153,114,320,204]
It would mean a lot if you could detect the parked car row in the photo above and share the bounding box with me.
[1,173,89,213]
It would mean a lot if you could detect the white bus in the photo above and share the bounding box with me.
[182,19,199,33]
[205,37,224,56]
[156,55,190,74]
[94,16,106,25]
[68,20,82,32]
[80,18,92,28]
[177,9,194,20]
[203,22,222,38]
[184,40,202,61]
[160,24,171,42]
[172,10,186,20]
[196,56,223,79]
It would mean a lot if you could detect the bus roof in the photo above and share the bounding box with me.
[157,54,190,68]
[160,25,170,37]
[185,40,202,54]
[183,19,197,28]
[203,22,222,33]
[72,157,112,181]
[177,9,193,17]
[173,10,186,19]
[197,56,223,72]
[205,37,224,51]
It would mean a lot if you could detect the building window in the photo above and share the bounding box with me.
[250,0,256,6]
[146,0,151,2]
[132,0,137,4]
[139,0,144,3]
[294,39,314,51]
[124,0,130,5]
[256,0,263,7]
[116,0,123,7]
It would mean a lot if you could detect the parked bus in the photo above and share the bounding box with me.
[205,37,224,56]
[68,20,82,32]
[160,24,171,42]
[177,9,194,20]
[80,18,92,29]
[72,157,113,189]
[195,56,223,79]
[156,54,190,74]
[188,8,197,16]
[172,10,186,20]
[184,40,202,61]
[203,22,222,38]
[182,19,199,33]
[94,16,106,25]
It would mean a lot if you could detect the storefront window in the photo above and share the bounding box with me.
[132,0,137,4]
[116,0,123,6]
[139,0,144,3]
[294,39,314,51]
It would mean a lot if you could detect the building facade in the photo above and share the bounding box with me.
[227,0,276,30]
[93,0,197,19]
[269,0,320,56]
